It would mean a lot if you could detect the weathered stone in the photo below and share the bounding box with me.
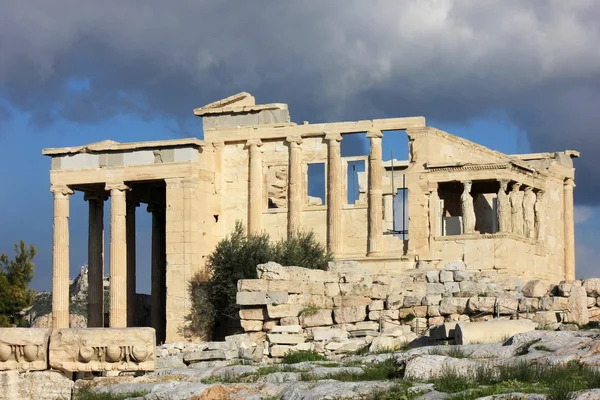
[0,370,73,400]
[426,283,445,295]
[404,296,422,307]
[339,283,371,297]
[236,291,288,306]
[0,328,50,371]
[369,300,384,312]
[427,305,441,317]
[240,319,263,332]
[398,308,415,319]
[307,295,334,309]
[257,262,337,282]
[455,320,536,345]
[550,296,570,311]
[237,279,265,292]
[271,325,303,334]
[439,298,469,315]
[311,328,349,341]
[444,261,467,271]
[519,297,540,312]
[266,303,304,318]
[496,297,519,315]
[49,328,155,372]
[333,296,371,308]
[557,281,575,297]
[440,271,454,283]
[429,316,445,326]
[325,283,341,297]
[584,279,600,297]
[267,334,306,345]
[458,281,478,296]
[280,317,300,326]
[369,310,399,321]
[184,350,226,363]
[386,294,404,310]
[270,345,293,358]
[533,311,560,328]
[467,297,496,314]
[587,297,597,308]
[444,282,460,294]
[413,305,428,318]
[345,321,379,331]
[268,280,325,295]
[564,283,589,325]
[239,308,267,320]
[370,336,410,352]
[422,295,442,306]
[300,309,333,327]
[426,270,440,283]
[453,270,470,282]
[333,306,367,324]
[522,280,549,298]
[370,284,393,299]
[428,322,461,340]
[263,320,278,331]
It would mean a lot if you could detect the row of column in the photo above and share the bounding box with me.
[51,182,166,332]
[245,130,385,256]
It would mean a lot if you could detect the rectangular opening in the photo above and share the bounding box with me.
[393,184,409,240]
[307,162,326,206]
[346,160,366,204]
[266,164,288,209]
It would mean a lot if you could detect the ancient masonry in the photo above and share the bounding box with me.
[40,91,579,342]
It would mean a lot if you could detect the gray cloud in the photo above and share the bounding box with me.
[1,0,599,201]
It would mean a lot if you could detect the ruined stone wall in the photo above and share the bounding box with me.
[236,262,598,358]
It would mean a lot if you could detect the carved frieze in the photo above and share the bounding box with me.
[49,327,155,372]
[0,328,50,371]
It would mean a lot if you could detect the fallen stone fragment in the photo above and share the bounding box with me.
[455,319,536,345]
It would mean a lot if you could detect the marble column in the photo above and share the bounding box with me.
[84,192,106,328]
[428,184,440,238]
[106,182,129,328]
[149,203,166,343]
[325,132,343,254]
[367,130,384,255]
[246,139,263,234]
[286,135,303,238]
[126,198,139,327]
[564,178,576,280]
[383,194,394,232]
[51,185,73,329]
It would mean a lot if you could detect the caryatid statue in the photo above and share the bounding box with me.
[497,180,511,233]
[461,181,476,234]
[510,183,524,235]
[522,186,536,238]
[534,190,545,240]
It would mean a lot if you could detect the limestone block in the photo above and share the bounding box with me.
[455,320,536,345]
[308,295,334,309]
[184,350,226,363]
[0,370,73,400]
[262,321,278,331]
[496,297,519,315]
[518,298,540,312]
[398,308,415,319]
[458,281,478,297]
[426,270,440,283]
[426,283,444,295]
[444,282,460,295]
[440,271,454,283]
[370,336,410,353]
[294,342,315,352]
[589,307,600,321]
[584,279,600,297]
[453,270,470,282]
[339,283,371,297]
[369,300,384,312]
[267,334,306,345]
[550,296,570,311]
[237,279,265,292]
[564,283,589,325]
[0,328,50,371]
[484,283,505,296]
[345,321,379,331]
[533,311,560,328]
[333,296,371,308]
[257,262,338,282]
[429,316,445,326]
[236,291,288,306]
[269,280,326,295]
[267,304,304,318]
[311,328,349,341]
[410,270,428,282]
[280,317,300,326]
[413,306,428,318]
[271,325,303,334]
[300,309,333,327]
[466,297,496,314]
[339,271,372,284]
[368,310,399,321]
[333,306,367,324]
[270,345,293,358]
[403,296,422,307]
[386,294,404,310]
[522,280,549,298]
[239,308,267,320]
[49,328,156,372]
[427,305,441,317]
[325,283,341,297]
[444,261,466,271]
[557,281,575,297]
[422,295,442,306]
[588,297,597,308]
[403,282,427,297]
[439,298,468,315]
[370,284,393,299]
[241,320,263,332]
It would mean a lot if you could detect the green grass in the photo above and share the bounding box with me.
[301,358,402,382]
[369,381,420,400]
[300,306,320,316]
[533,344,552,352]
[282,349,326,364]
[74,390,149,400]
[428,346,469,359]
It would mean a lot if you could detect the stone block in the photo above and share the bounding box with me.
[334,306,367,324]
[333,296,371,308]
[429,316,445,326]
[300,309,333,327]
[369,310,399,321]
[522,280,549,298]
[519,298,540,313]
[422,295,442,306]
[426,283,445,295]
[588,297,597,308]
[257,262,338,282]
[426,270,440,283]
[458,281,478,297]
[311,328,349,341]
[556,281,575,297]
[444,261,466,271]
[370,284,393,299]
[369,300,384,312]
[440,271,454,283]
[427,305,441,317]
[370,336,409,353]
[267,334,306,345]
[399,308,415,319]
[339,283,371,297]
[386,294,404,310]
[280,317,300,326]
[270,345,293,358]
[584,279,600,297]
[240,320,263,332]
[403,296,422,307]
[236,291,288,306]
[496,297,519,315]
[564,283,589,325]
[267,304,304,318]
[271,325,303,334]
[239,308,267,320]
[453,270,469,282]
[466,297,496,314]
[0,370,73,400]
[345,321,379,331]
[410,270,428,282]
[325,283,341,297]
[413,306,428,318]
[533,311,560,328]
[49,328,155,372]
[550,296,570,311]
[455,320,536,345]
[237,279,265,292]
[262,320,278,331]
[444,282,460,294]
[184,350,226,363]
[439,298,469,315]
[0,328,50,371]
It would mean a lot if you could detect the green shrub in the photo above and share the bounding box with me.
[186,221,332,339]
[282,350,326,364]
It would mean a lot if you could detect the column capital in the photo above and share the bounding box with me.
[211,140,225,149]
[245,138,263,149]
[366,130,383,139]
[564,178,575,188]
[84,191,109,202]
[105,182,130,192]
[285,135,303,146]
[50,185,74,196]
[427,182,439,193]
[324,131,342,142]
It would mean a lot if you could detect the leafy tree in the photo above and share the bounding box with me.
[0,240,37,327]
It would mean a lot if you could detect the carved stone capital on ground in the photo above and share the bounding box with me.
[105,182,130,192]
[0,328,51,371]
[366,130,383,139]
[50,185,74,196]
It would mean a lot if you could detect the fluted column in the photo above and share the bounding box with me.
[325,132,343,254]
[51,185,73,329]
[246,139,263,234]
[564,178,576,280]
[84,191,106,328]
[286,135,303,238]
[106,182,129,328]
[148,203,166,343]
[367,130,384,255]
[126,198,139,327]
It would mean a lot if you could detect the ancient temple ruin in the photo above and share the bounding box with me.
[42,92,579,342]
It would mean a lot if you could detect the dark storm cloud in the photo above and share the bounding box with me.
[1,0,599,202]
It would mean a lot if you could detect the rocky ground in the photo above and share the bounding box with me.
[51,329,600,400]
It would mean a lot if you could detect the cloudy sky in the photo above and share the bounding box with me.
[0,0,599,292]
